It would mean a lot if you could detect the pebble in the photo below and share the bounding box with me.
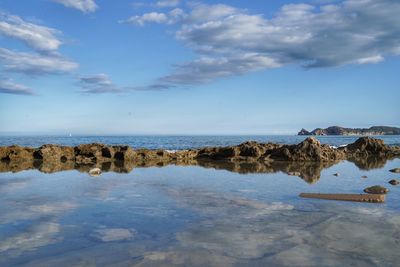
[363,185,389,194]
[89,167,102,177]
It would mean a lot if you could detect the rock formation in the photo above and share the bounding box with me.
[298,126,400,136]
[0,137,399,178]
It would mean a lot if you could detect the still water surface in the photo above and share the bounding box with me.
[0,157,400,266]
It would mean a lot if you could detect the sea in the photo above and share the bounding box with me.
[1,135,400,266]
[1,134,400,149]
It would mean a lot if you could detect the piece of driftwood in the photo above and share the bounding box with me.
[299,193,385,203]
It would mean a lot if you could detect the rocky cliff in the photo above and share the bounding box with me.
[298,126,400,136]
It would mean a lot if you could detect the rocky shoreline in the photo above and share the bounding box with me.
[1,137,399,180]
[298,126,400,136]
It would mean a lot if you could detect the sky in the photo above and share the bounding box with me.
[0,0,399,135]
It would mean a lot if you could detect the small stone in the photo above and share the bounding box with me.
[89,167,102,177]
[363,185,389,194]
[361,175,368,178]
[333,173,340,176]
[389,168,400,173]
[389,179,400,185]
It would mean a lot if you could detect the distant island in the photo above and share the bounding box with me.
[298,126,400,136]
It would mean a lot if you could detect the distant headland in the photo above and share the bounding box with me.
[298,126,400,136]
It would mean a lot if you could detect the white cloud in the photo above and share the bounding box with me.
[79,73,123,93]
[187,3,236,22]
[51,0,98,13]
[0,12,62,52]
[124,12,168,26]
[0,48,78,75]
[126,0,400,89]
[155,0,180,8]
[0,79,33,95]
[122,8,185,26]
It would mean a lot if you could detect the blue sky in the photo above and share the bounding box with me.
[0,0,399,135]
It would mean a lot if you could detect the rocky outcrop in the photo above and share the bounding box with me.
[34,144,75,162]
[0,137,399,176]
[0,145,34,162]
[74,144,136,164]
[268,137,345,162]
[298,126,400,136]
[343,136,399,157]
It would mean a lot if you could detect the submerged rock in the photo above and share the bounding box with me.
[388,179,400,186]
[300,193,385,203]
[363,185,389,194]
[91,228,135,242]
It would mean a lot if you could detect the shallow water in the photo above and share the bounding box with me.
[1,159,400,266]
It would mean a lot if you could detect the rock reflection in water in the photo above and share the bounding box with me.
[135,188,400,267]
[347,155,393,170]
[0,159,339,183]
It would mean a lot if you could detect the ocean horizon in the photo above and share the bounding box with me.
[1,135,400,149]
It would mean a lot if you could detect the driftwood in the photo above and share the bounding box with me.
[299,193,385,203]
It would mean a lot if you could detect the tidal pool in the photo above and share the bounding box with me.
[0,159,400,266]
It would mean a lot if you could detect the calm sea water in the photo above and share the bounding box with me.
[1,135,400,149]
[1,135,400,266]
[1,159,400,266]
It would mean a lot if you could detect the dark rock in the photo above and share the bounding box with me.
[389,168,400,173]
[298,126,400,136]
[297,128,311,135]
[34,144,75,162]
[112,146,135,161]
[0,146,34,162]
[363,185,389,194]
[388,179,400,185]
[269,137,345,162]
[238,141,264,157]
[344,137,389,155]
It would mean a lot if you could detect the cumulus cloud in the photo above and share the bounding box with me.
[0,11,80,95]
[0,12,62,52]
[0,79,33,95]
[125,0,400,89]
[51,0,98,13]
[0,48,78,75]
[78,73,123,93]
[122,8,184,26]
